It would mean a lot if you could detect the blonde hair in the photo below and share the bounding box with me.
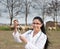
[13,19,19,26]
[13,19,18,22]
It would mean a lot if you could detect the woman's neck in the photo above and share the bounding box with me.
[33,29,41,37]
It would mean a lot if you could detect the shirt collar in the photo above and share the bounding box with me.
[31,30,42,38]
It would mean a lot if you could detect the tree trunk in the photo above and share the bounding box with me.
[10,0,13,26]
[25,0,28,26]
[10,17,13,25]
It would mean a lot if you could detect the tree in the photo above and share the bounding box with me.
[31,0,48,21]
[0,0,22,25]
[46,0,60,28]
[24,0,30,26]
[22,0,32,26]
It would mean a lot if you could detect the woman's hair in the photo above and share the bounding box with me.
[33,16,49,49]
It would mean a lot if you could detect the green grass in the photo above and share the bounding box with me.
[0,26,11,31]
[0,30,60,49]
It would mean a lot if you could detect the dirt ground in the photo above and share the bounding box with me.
[0,30,60,49]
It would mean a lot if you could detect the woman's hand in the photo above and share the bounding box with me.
[20,35,28,44]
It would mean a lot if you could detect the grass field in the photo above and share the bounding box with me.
[0,30,60,49]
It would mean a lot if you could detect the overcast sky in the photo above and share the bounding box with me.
[0,0,60,24]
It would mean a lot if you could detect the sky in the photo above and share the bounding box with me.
[0,0,60,25]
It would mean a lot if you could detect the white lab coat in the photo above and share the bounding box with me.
[12,30,47,49]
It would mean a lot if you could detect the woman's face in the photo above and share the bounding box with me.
[32,19,43,31]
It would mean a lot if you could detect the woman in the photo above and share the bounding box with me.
[12,16,49,49]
